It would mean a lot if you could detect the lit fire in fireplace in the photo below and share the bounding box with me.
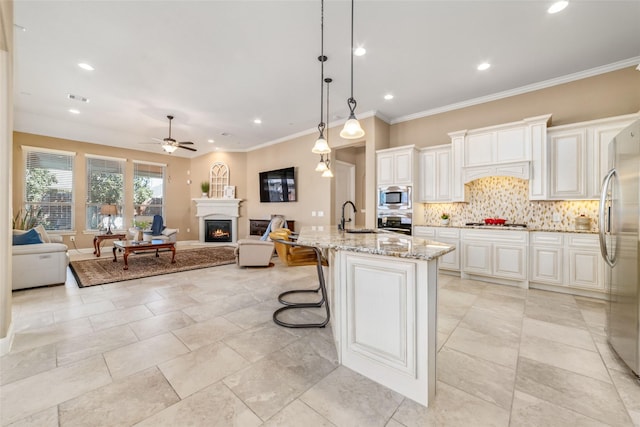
[211,228,230,239]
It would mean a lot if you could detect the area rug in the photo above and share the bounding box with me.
[70,246,236,287]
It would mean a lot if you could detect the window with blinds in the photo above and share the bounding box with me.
[24,148,74,231]
[133,161,165,218]
[86,156,125,232]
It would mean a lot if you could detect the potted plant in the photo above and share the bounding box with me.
[440,213,450,225]
[201,181,210,198]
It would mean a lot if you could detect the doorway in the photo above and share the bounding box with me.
[334,160,356,227]
[334,144,366,227]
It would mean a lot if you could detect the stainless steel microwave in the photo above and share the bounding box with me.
[378,185,412,210]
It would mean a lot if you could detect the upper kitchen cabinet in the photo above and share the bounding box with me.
[462,115,551,168]
[377,145,418,186]
[547,113,639,200]
[418,145,451,202]
[449,115,551,201]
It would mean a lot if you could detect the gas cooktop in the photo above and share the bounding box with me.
[465,223,528,228]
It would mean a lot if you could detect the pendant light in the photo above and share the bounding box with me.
[311,0,331,155]
[340,0,365,140]
[321,77,334,178]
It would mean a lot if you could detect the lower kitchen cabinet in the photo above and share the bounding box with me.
[566,234,603,291]
[413,226,460,272]
[413,227,605,297]
[461,229,528,285]
[530,232,564,285]
[530,232,604,296]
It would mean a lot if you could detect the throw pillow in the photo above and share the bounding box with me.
[12,228,43,245]
[33,224,51,243]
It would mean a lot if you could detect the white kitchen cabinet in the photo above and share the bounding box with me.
[462,240,493,276]
[377,146,417,186]
[418,145,451,202]
[529,232,605,296]
[547,113,638,200]
[530,232,564,285]
[589,114,638,198]
[567,234,603,291]
[449,115,550,201]
[461,229,528,285]
[414,226,460,271]
[548,128,587,199]
[464,125,528,167]
[448,131,467,202]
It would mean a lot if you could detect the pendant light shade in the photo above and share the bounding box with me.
[312,135,331,154]
[321,168,334,178]
[340,114,365,139]
[315,155,329,172]
[340,0,364,140]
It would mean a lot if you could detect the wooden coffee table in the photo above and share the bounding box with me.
[112,239,176,270]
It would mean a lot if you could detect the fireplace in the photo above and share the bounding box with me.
[193,198,241,244]
[205,219,232,243]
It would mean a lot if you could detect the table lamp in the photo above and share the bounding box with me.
[100,204,117,235]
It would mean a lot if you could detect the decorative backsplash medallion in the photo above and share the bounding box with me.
[422,177,599,231]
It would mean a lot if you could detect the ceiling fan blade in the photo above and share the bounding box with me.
[151,137,164,142]
[178,145,197,152]
[178,141,194,145]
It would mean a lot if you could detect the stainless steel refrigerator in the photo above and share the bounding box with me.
[599,119,639,376]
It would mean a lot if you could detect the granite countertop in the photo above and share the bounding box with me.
[296,226,455,261]
[413,224,598,234]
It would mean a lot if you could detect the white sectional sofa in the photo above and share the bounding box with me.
[12,231,69,290]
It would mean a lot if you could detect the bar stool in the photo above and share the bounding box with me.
[269,230,330,328]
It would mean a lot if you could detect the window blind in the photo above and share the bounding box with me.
[24,149,74,231]
[86,156,125,231]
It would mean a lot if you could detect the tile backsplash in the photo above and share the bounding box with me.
[421,176,599,231]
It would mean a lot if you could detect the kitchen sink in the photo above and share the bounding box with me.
[344,228,378,234]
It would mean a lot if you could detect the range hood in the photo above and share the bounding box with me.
[462,161,530,184]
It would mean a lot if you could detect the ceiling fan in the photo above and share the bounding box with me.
[153,115,197,153]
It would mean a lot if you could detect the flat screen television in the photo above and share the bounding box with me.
[259,167,296,202]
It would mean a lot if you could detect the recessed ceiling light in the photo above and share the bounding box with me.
[477,62,491,71]
[78,63,94,71]
[384,94,394,100]
[548,1,568,14]
[253,119,262,124]
[354,46,366,56]
[68,109,80,114]
[207,139,215,143]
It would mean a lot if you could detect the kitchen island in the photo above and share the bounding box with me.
[296,227,454,407]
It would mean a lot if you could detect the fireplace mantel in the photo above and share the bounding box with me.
[193,198,242,243]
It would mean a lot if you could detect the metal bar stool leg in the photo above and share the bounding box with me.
[273,246,330,328]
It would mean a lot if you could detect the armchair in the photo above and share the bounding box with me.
[128,215,178,242]
[234,239,274,267]
[234,215,286,267]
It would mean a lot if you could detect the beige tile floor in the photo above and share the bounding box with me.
[1,248,639,426]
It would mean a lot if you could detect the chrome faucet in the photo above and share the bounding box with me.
[340,200,356,231]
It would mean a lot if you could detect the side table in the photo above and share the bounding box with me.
[93,233,126,257]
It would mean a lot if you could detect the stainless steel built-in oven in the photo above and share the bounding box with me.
[378,185,412,211]
[378,212,412,235]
